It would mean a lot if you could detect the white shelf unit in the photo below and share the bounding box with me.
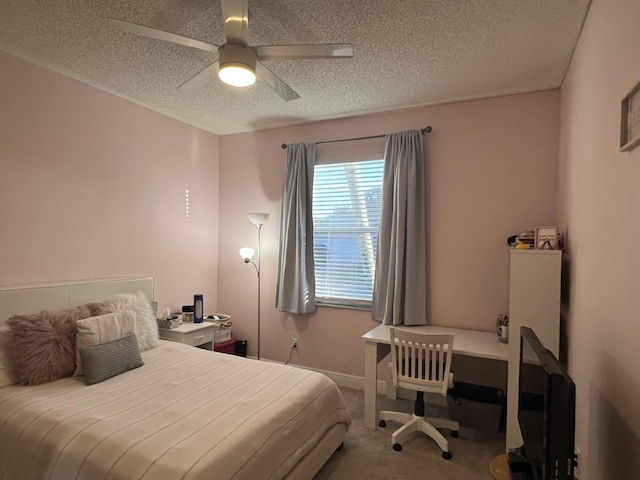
[506,249,562,450]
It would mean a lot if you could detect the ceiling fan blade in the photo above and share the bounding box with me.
[254,44,353,61]
[220,0,249,46]
[256,62,300,101]
[106,18,218,53]
[179,62,219,92]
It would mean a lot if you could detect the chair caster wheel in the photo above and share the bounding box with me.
[379,420,386,428]
[393,443,402,452]
[442,451,452,460]
[451,430,459,438]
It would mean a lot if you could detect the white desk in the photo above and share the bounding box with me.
[362,324,509,430]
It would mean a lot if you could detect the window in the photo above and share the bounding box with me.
[312,159,384,308]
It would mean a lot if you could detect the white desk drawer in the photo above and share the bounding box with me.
[159,323,214,347]
[183,327,213,346]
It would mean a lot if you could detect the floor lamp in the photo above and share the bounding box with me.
[239,212,270,360]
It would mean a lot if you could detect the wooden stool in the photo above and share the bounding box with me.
[490,454,511,480]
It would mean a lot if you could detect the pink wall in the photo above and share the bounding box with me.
[5,4,638,474]
[559,0,640,478]
[1,46,563,421]
[218,91,560,377]
[0,51,221,314]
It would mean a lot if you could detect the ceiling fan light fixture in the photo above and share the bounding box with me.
[218,43,257,87]
[219,63,256,87]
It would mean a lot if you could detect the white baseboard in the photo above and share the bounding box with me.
[285,363,447,407]
[280,362,368,390]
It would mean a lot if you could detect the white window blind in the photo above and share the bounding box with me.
[313,158,384,307]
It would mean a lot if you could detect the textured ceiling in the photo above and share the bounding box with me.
[0,0,591,135]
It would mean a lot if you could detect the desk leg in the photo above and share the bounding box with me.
[364,340,378,429]
[364,340,390,429]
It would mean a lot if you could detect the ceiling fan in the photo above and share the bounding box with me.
[106,0,354,101]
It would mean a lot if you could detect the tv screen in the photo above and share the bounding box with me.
[518,327,576,480]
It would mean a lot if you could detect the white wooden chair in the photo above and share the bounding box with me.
[378,328,459,459]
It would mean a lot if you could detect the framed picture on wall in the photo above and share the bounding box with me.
[620,79,640,152]
[535,226,558,250]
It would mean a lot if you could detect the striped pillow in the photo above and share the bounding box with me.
[79,334,143,385]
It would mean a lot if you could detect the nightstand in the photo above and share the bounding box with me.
[158,321,214,350]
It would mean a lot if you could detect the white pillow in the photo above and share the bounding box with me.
[0,326,18,387]
[74,312,136,376]
[86,291,159,352]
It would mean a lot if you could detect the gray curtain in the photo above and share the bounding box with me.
[372,130,427,325]
[275,143,317,314]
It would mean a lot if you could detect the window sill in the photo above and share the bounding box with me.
[316,300,371,311]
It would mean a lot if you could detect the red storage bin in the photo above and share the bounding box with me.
[214,336,237,355]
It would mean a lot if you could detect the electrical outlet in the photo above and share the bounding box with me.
[292,338,299,349]
[574,447,581,479]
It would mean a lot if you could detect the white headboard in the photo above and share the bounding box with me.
[0,278,154,326]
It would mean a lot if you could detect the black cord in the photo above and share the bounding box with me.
[284,345,296,365]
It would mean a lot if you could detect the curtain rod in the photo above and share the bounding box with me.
[280,126,432,149]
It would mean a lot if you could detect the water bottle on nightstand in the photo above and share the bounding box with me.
[194,294,203,323]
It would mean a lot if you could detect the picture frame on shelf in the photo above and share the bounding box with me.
[620,78,640,152]
[535,226,558,250]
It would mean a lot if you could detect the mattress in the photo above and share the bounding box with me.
[0,341,351,480]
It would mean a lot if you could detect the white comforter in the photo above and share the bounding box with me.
[0,341,351,480]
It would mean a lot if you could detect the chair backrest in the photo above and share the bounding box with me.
[389,328,454,397]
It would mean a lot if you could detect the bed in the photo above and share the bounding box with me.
[0,278,351,480]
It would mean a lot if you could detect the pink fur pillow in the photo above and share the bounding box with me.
[7,306,91,385]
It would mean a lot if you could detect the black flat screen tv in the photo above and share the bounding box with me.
[516,326,576,480]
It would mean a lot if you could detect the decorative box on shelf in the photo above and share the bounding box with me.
[205,314,232,343]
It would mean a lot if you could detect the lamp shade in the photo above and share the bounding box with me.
[239,247,255,260]
[248,212,270,226]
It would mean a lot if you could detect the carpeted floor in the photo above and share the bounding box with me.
[314,386,505,479]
